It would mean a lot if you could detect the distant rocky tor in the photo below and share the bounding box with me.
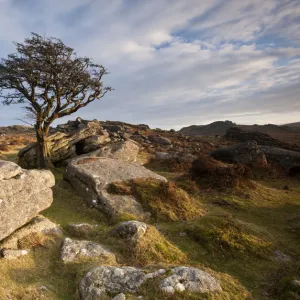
[225,127,300,152]
[18,118,156,168]
[179,120,300,146]
[17,117,216,169]
[0,125,34,135]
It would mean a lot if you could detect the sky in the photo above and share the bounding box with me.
[0,0,299,129]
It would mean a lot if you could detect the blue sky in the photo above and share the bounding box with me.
[0,0,299,129]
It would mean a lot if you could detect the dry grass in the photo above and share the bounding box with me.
[1,147,299,299]
[108,179,204,222]
[18,232,55,250]
[184,215,273,258]
[146,157,192,173]
[115,225,187,266]
[0,144,10,152]
[0,134,35,154]
[190,155,253,189]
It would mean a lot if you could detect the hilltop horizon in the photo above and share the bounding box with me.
[0,0,299,128]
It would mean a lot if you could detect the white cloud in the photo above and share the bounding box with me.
[0,0,299,128]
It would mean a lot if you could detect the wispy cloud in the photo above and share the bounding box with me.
[0,0,299,127]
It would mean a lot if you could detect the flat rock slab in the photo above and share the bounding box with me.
[91,140,140,162]
[79,266,222,299]
[0,160,55,241]
[1,215,62,249]
[64,157,166,219]
[60,237,116,263]
[160,266,222,294]
[79,266,146,299]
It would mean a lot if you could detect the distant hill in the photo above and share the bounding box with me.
[179,121,300,146]
[0,125,33,135]
[284,122,300,128]
[179,121,237,136]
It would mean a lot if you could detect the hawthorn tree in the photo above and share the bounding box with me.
[0,33,112,168]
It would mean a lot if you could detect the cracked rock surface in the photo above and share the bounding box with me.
[0,160,55,241]
[160,266,222,294]
[60,237,116,263]
[64,157,166,219]
[79,266,146,300]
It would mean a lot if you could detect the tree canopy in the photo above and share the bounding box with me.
[0,33,112,168]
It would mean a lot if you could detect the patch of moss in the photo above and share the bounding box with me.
[18,232,57,250]
[184,215,273,258]
[117,225,187,266]
[107,181,133,195]
[109,179,204,222]
[133,179,204,221]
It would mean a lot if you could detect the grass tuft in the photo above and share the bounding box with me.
[108,179,204,222]
[184,215,273,258]
[115,225,187,266]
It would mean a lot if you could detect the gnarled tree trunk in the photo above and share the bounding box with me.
[35,121,51,169]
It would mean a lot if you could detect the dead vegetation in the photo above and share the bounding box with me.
[0,134,35,154]
[18,232,55,250]
[108,179,204,221]
[184,215,273,258]
[114,225,187,266]
[190,155,254,189]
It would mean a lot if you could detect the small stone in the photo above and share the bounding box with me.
[112,293,126,300]
[39,286,49,292]
[161,286,175,294]
[60,237,116,263]
[112,221,148,241]
[274,250,291,262]
[1,249,30,259]
[175,283,185,292]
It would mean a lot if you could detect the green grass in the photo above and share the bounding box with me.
[110,225,187,266]
[1,153,300,299]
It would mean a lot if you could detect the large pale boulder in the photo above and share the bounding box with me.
[64,157,166,219]
[90,140,140,162]
[77,140,140,163]
[0,160,55,241]
[79,266,146,299]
